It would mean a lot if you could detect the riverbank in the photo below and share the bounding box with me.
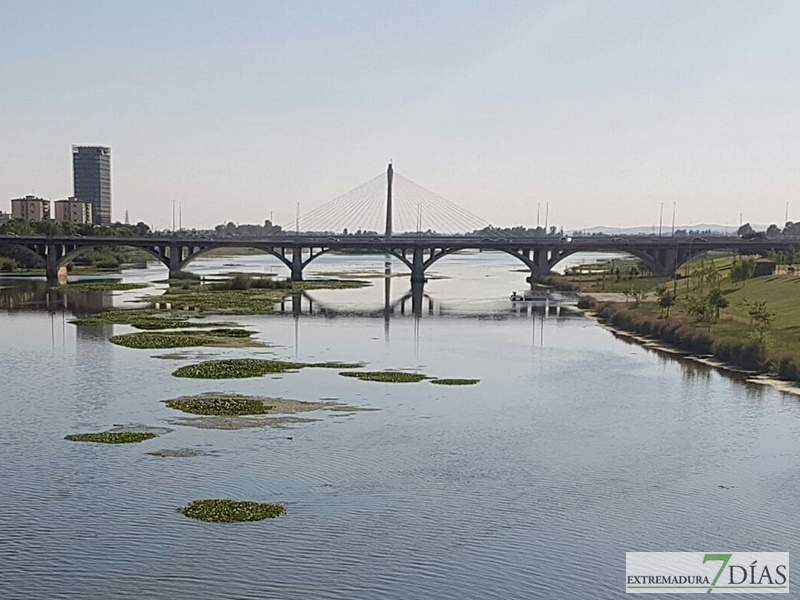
[554,252,800,384]
[595,318,800,397]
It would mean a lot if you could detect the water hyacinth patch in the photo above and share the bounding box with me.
[339,371,427,383]
[173,359,307,379]
[178,499,286,522]
[172,359,364,379]
[56,282,149,293]
[109,329,258,349]
[65,432,157,444]
[164,394,371,419]
[165,395,274,416]
[151,279,368,314]
[430,378,480,386]
[70,309,232,331]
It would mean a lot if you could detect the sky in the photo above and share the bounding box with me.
[1,0,799,231]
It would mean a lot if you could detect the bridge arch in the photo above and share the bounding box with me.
[548,247,664,277]
[421,247,537,272]
[56,245,170,271]
[0,242,47,268]
[672,247,769,274]
[178,245,293,273]
[295,247,414,278]
[179,245,416,282]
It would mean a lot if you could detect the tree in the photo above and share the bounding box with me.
[622,288,632,305]
[744,300,775,348]
[655,285,676,318]
[631,290,647,307]
[730,257,755,286]
[738,222,755,237]
[706,287,729,322]
[766,224,781,238]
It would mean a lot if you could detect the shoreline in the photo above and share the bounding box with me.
[584,309,800,397]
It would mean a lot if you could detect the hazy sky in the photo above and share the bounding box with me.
[2,1,799,231]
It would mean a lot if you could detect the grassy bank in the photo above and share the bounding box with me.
[583,266,800,382]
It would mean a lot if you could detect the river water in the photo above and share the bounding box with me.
[1,251,798,599]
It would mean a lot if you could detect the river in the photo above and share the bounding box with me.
[1,251,798,599]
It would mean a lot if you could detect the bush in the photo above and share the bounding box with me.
[229,273,252,290]
[96,258,120,269]
[208,274,293,291]
[576,296,596,309]
[776,354,800,381]
[731,342,766,371]
[542,276,580,292]
[170,271,201,281]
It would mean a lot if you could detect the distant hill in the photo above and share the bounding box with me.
[572,224,743,235]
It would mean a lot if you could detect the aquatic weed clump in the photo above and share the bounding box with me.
[172,358,364,379]
[310,361,364,369]
[339,371,427,383]
[172,358,306,379]
[56,282,149,293]
[70,309,208,330]
[430,378,480,386]
[165,395,274,416]
[178,499,286,522]
[206,328,254,338]
[109,329,257,349]
[65,432,157,444]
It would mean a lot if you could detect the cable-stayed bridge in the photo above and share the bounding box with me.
[3,164,800,285]
[286,164,490,236]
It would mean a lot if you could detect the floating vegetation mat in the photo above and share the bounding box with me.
[166,394,274,416]
[178,499,286,522]
[172,359,364,379]
[110,329,259,349]
[311,270,408,280]
[65,431,157,444]
[165,393,374,416]
[56,282,150,293]
[166,394,376,429]
[430,378,480,386]
[70,309,234,331]
[150,279,368,314]
[339,370,428,383]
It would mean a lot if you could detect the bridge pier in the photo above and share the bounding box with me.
[410,248,426,285]
[46,245,59,284]
[168,244,183,279]
[291,250,304,282]
[652,249,677,277]
[524,249,551,285]
[411,281,424,316]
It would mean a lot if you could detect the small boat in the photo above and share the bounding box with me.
[510,287,552,302]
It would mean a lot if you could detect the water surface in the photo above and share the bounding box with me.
[1,252,798,599]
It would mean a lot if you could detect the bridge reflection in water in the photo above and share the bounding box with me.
[0,278,114,315]
[275,259,570,337]
[1,264,572,354]
[271,261,568,355]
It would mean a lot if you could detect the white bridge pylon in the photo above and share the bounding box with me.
[288,165,490,236]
